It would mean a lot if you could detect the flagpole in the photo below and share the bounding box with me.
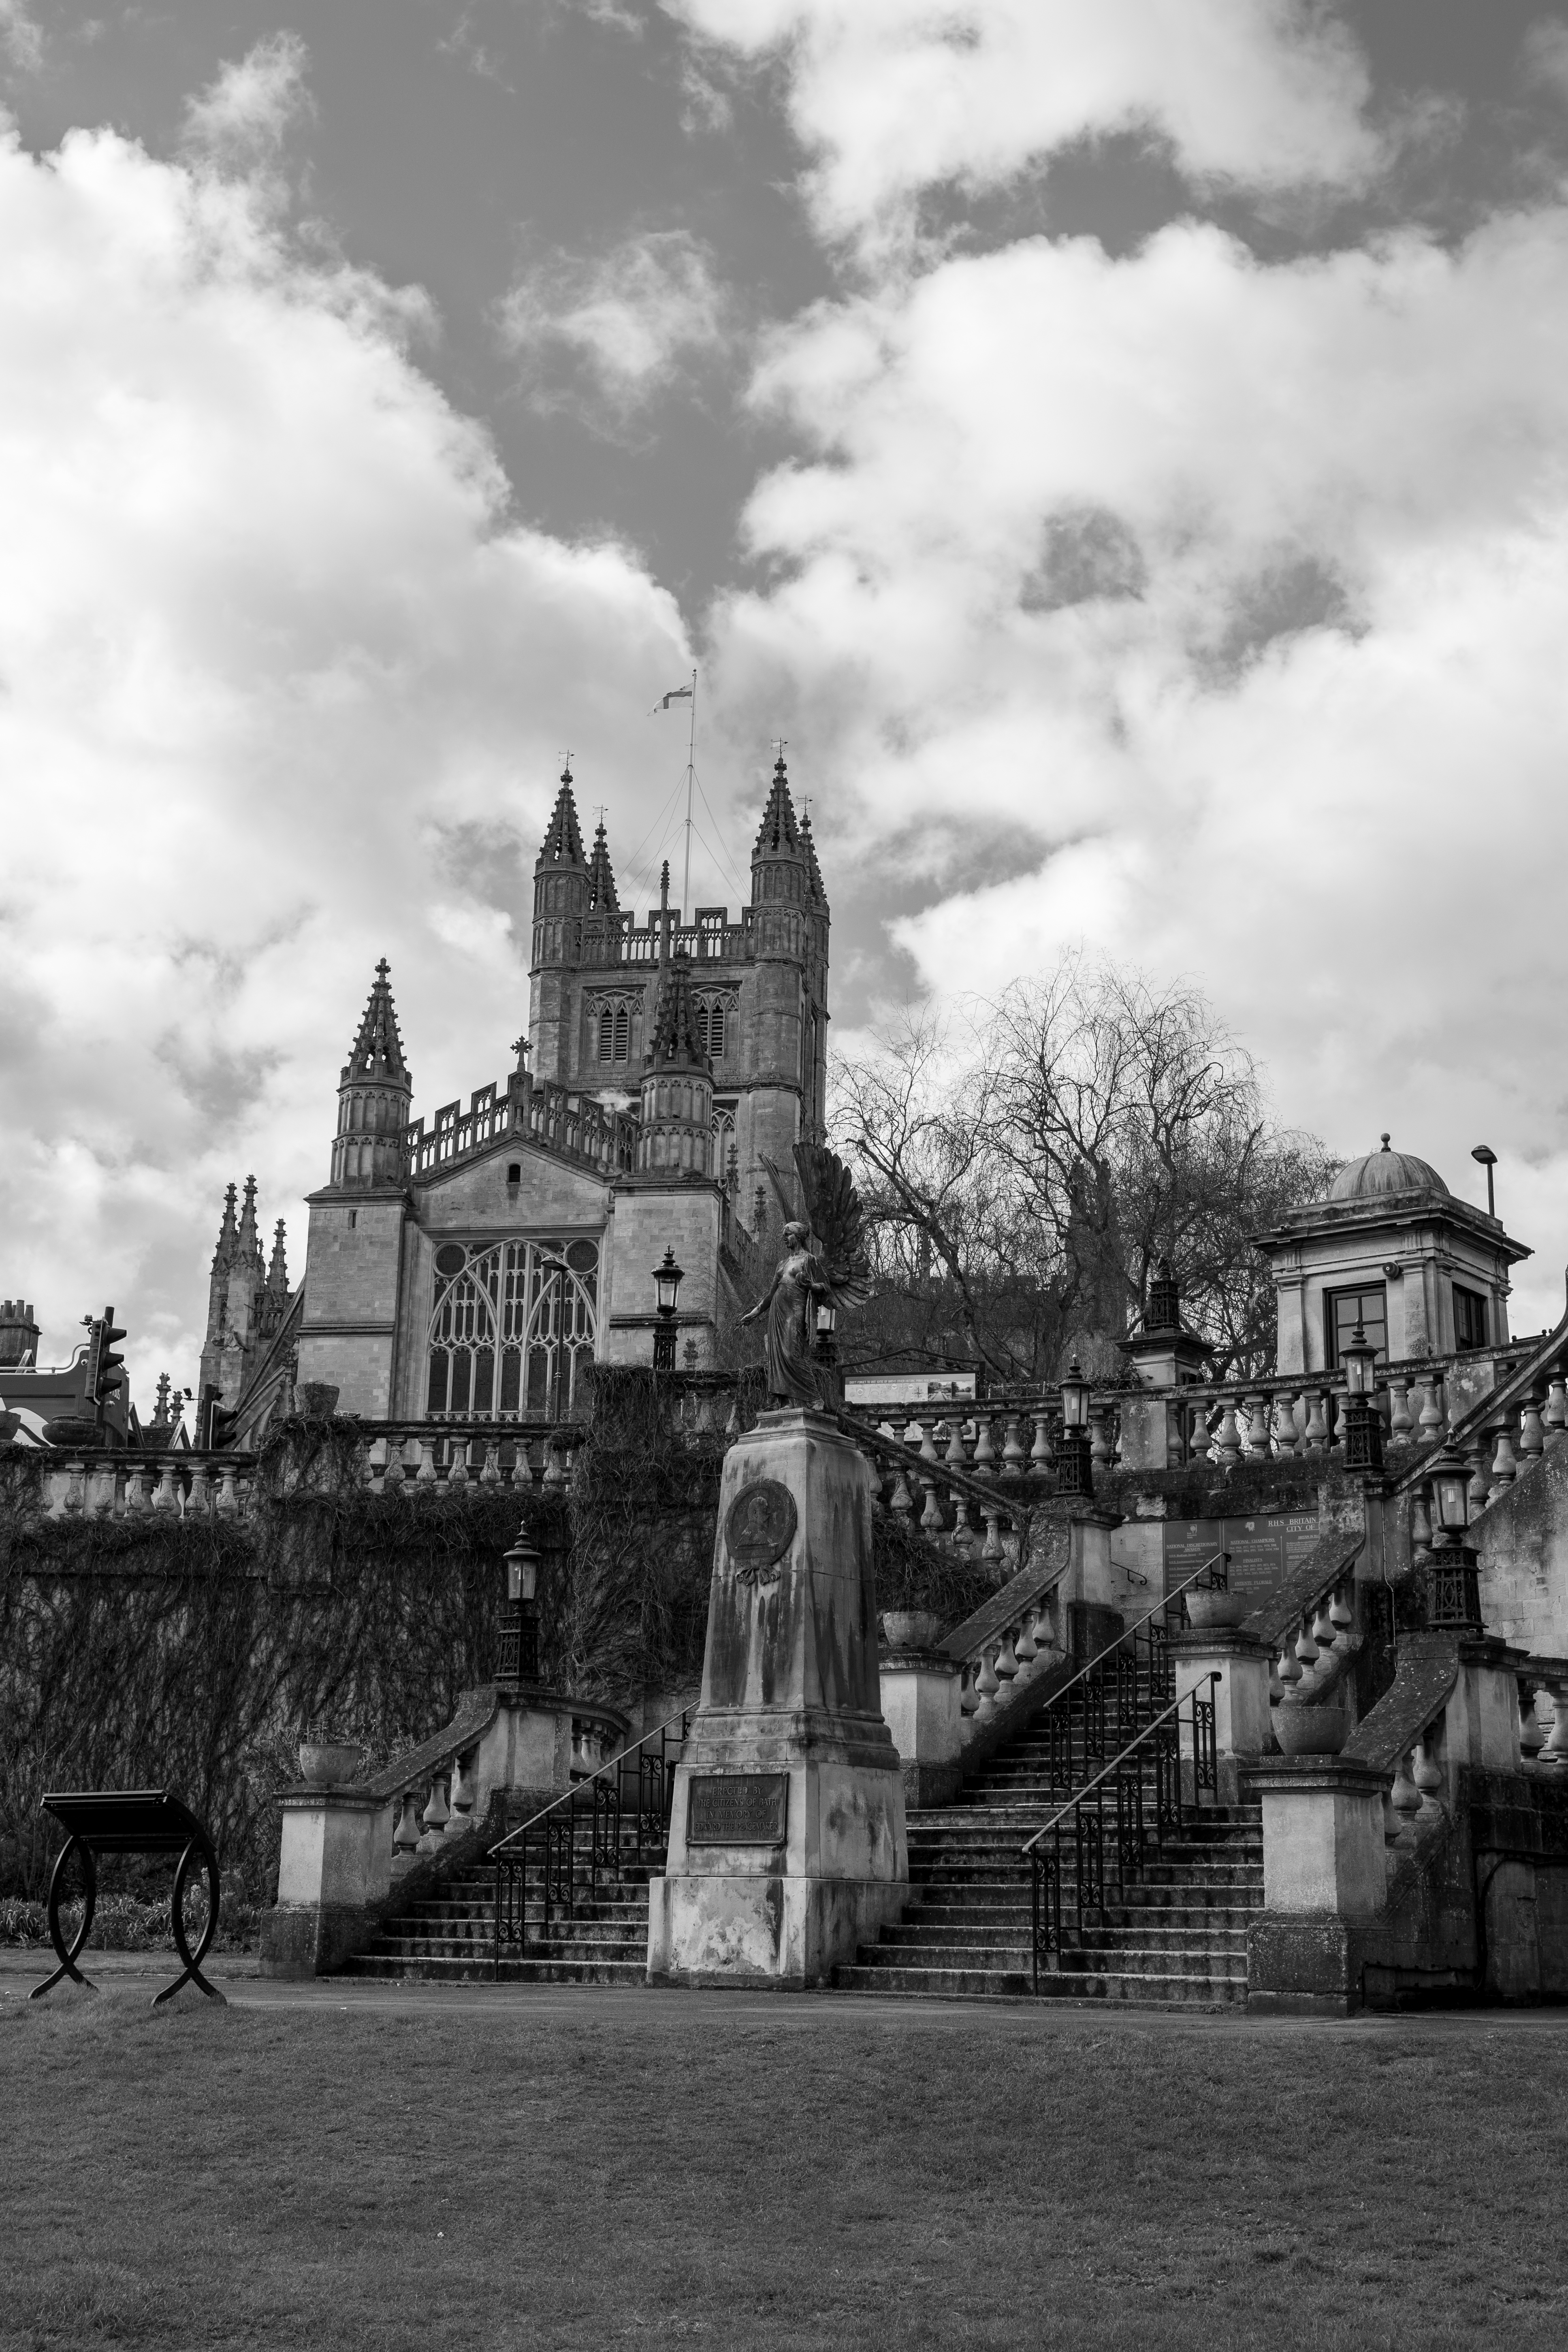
[681,666,697,924]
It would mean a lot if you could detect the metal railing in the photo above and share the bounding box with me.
[1026,1550,1226,1791]
[489,1705,691,1973]
[1026,1674,1221,1990]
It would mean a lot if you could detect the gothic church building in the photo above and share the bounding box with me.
[201,755,828,1437]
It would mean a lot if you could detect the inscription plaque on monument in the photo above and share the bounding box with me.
[687,1772,789,1846]
[723,1480,797,1587]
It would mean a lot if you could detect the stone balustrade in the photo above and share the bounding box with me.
[22,1447,260,1522]
[367,1420,585,1494]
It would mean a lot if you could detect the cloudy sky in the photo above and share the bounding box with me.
[7,1,1568,1396]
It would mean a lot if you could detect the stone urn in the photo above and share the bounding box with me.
[298,1740,364,1787]
[1185,1588,1249,1631]
[1272,1702,1349,1757]
[881,1609,943,1652]
[294,1382,340,1420]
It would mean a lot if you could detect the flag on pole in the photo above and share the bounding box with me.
[651,684,694,714]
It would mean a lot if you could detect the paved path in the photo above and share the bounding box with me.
[5,1947,1568,2033]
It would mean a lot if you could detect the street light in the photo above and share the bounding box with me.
[1426,1439,1482,1631]
[500,1525,542,1685]
[1057,1356,1094,1500]
[1340,1315,1383,1473]
[652,1247,684,1370]
[1472,1144,1497,1220]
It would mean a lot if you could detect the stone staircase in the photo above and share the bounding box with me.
[343,1830,666,1985]
[834,1689,1263,2005]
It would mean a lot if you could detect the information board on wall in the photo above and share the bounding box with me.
[1163,1511,1321,1601]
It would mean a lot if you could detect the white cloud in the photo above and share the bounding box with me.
[0,1,42,76]
[671,0,1380,242]
[497,229,732,408]
[703,204,1568,1331]
[1523,19,1568,105]
[0,123,687,1398]
[182,30,314,163]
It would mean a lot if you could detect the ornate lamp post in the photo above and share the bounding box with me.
[652,1247,684,1371]
[1056,1356,1094,1500]
[1340,1316,1383,1473]
[499,1525,542,1687]
[1425,1440,1483,1632]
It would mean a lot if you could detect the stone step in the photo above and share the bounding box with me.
[831,1960,1245,2006]
[347,1952,647,1985]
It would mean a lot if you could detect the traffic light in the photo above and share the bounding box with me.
[196,1384,240,1450]
[83,1309,127,1425]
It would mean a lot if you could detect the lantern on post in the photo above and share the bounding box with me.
[1340,1316,1383,1473]
[499,1525,542,1687]
[1425,1439,1482,1632]
[652,1247,684,1370]
[1056,1357,1094,1500]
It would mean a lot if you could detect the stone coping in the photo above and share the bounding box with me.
[1241,1529,1364,1650]
[1340,1634,1458,1772]
[1245,1756,1393,1797]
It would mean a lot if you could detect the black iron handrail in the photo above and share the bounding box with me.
[1041,1548,1227,1714]
[1025,1673,1221,1992]
[489,1702,692,1974]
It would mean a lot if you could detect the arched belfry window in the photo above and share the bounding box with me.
[595,998,632,1064]
[695,994,731,1062]
[426,1237,599,1418]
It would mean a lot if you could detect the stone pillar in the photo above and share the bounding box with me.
[1062,1505,1124,1662]
[879,1641,962,1808]
[1171,1627,1273,1804]
[1246,1757,1391,2015]
[647,1405,908,1985]
[263,1788,397,1977]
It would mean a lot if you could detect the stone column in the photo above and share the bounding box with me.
[1246,1757,1391,2015]
[1170,1626,1273,1805]
[879,1640,962,1808]
[1061,1504,1124,1662]
[647,1405,908,1985]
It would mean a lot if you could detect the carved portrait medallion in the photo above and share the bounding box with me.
[723,1479,797,1587]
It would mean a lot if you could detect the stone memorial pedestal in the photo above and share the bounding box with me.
[647,1405,908,1985]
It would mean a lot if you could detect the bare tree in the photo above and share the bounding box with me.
[831,955,1335,1384]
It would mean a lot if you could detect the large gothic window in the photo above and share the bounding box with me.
[425,1237,599,1419]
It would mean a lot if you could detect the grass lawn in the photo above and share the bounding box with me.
[2,1983,1567,2351]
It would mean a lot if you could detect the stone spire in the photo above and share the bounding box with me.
[266,1219,289,1295]
[236,1175,262,1274]
[211,1182,239,1271]
[799,807,828,910]
[647,948,709,1072]
[753,750,802,858]
[331,959,413,1189]
[344,958,410,1089]
[587,815,620,915]
[638,948,713,1177]
[538,763,587,868]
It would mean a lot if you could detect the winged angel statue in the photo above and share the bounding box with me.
[741,1143,871,1406]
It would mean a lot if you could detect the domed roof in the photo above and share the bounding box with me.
[1327,1134,1449,1203]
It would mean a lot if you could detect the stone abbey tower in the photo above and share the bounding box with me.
[200,753,829,1438]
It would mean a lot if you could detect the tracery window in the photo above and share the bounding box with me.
[694,992,733,1062]
[711,1100,737,1177]
[426,1237,599,1419]
[595,997,633,1064]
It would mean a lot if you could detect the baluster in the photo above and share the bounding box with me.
[480,1439,502,1487]
[1301,1388,1329,1456]
[1326,1388,1347,1455]
[383,1440,407,1493]
[1465,1440,1490,1518]
[1029,1411,1052,1478]
[1327,1584,1355,1655]
[1214,1399,1242,1467]
[1519,1391,1547,1461]
[971,1418,996,1478]
[1293,1614,1320,1691]
[152,1458,179,1514]
[1387,1378,1413,1442]
[1546,1377,1568,1436]
[994,1630,1019,1683]
[1491,1423,1518,1488]
[186,1461,212,1517]
[1242,1394,1270,1461]
[1001,1415,1026,1476]
[62,1459,86,1516]
[919,1473,945,1534]
[889,1466,915,1518]
[418,1770,451,1853]
[1412,1734,1445,1822]
[215,1464,240,1518]
[1014,1612,1038,1665]
[1546,1685,1568,1771]
[416,1436,439,1487]
[974,1647,1001,1713]
[1089,1407,1112,1470]
[1276,1638,1302,1694]
[950,1491,975,1546]
[1388,1750,1421,1846]
[543,1438,567,1489]
[448,1437,470,1488]
[959,1664,981,1718]
[393,1789,422,1855]
[1271,1392,1301,1457]
[1165,1398,1188,1470]
[446,1755,474,1837]
[1518,1681,1545,1763]
[1417,1375,1444,1443]
[981,1507,1003,1564]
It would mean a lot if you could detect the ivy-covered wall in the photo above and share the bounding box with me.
[0,1373,989,1906]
